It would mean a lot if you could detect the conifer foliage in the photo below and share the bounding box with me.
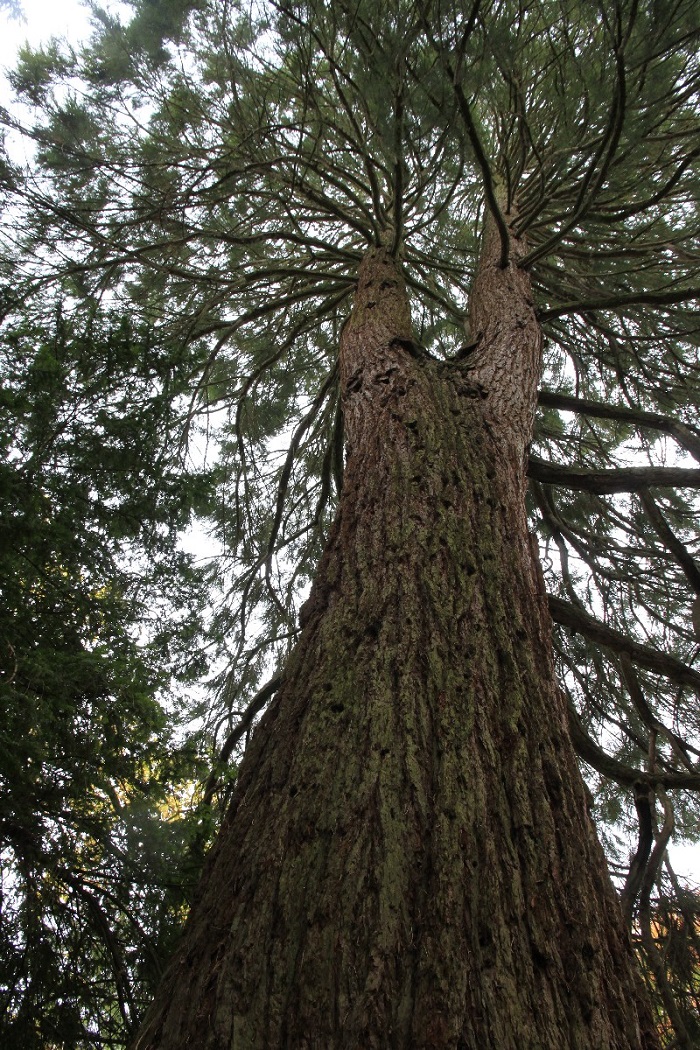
[1,0,700,1044]
[0,307,215,1045]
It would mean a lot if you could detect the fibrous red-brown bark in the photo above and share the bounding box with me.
[134,223,659,1049]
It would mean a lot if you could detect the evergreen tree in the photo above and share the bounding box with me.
[0,305,215,1046]
[2,0,700,1045]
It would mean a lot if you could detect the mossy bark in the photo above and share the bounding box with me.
[134,228,659,1049]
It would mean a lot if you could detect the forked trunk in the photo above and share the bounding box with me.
[134,224,659,1048]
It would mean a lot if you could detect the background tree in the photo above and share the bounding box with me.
[1,0,700,1044]
[0,304,217,1047]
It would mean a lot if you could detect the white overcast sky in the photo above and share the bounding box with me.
[1,0,698,886]
[0,0,92,72]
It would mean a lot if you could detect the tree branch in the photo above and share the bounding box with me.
[450,80,510,268]
[202,671,285,808]
[529,457,700,494]
[619,652,696,772]
[621,784,654,926]
[566,701,700,791]
[418,0,510,267]
[637,488,700,595]
[537,390,700,464]
[538,285,700,321]
[549,595,700,691]
[638,792,694,1049]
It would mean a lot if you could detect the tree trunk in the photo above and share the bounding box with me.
[134,223,659,1049]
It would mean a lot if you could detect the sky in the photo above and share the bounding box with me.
[1,0,698,886]
[0,0,92,73]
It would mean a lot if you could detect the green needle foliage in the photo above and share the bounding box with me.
[1,0,700,1044]
[0,306,216,1047]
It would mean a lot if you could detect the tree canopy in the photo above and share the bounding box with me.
[1,0,700,1044]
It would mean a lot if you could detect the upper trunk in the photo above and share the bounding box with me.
[134,223,658,1049]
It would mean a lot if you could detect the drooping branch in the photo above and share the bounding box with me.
[519,7,632,269]
[619,652,696,773]
[548,595,700,691]
[566,702,700,792]
[202,671,285,808]
[621,785,655,926]
[265,364,339,565]
[638,793,694,1050]
[58,868,137,1034]
[637,488,700,595]
[592,144,700,224]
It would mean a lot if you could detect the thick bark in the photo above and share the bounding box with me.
[134,230,659,1048]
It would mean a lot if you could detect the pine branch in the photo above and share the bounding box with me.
[548,595,700,691]
[637,489,700,595]
[566,702,700,791]
[621,785,655,926]
[519,12,631,269]
[529,457,700,494]
[537,390,700,464]
[538,285,700,321]
[619,652,696,772]
[202,671,285,808]
[417,1,510,268]
[449,79,510,269]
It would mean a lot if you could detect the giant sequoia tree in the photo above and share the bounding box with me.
[2,0,700,1045]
